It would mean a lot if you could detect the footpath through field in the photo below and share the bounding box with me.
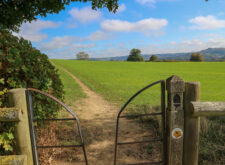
[55,67,159,165]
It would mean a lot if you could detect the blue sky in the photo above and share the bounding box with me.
[15,0,225,59]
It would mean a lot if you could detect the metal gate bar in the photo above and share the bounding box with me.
[34,118,76,121]
[114,80,166,165]
[120,112,162,118]
[26,88,88,165]
[126,161,163,165]
[117,139,162,145]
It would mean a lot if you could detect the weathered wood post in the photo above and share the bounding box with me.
[183,82,200,165]
[8,88,34,165]
[166,75,185,165]
[183,81,225,165]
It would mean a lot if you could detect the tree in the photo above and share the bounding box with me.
[0,0,119,31]
[149,55,158,62]
[127,48,144,61]
[76,51,89,60]
[190,52,204,62]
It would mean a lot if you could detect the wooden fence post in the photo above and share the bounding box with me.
[8,88,34,165]
[0,107,27,165]
[183,82,200,165]
[166,75,185,165]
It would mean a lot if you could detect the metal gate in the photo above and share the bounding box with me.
[114,80,166,165]
[26,88,88,165]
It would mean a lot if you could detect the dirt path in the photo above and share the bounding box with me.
[55,68,161,165]
[65,69,118,165]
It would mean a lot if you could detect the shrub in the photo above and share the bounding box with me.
[0,29,64,154]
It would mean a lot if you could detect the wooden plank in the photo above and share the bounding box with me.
[191,101,225,116]
[0,155,27,165]
[183,82,200,165]
[0,108,21,122]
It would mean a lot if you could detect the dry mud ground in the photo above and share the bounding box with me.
[52,68,161,165]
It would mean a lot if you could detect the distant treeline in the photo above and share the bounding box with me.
[127,49,208,62]
[90,47,225,62]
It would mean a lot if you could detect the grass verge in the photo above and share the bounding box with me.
[54,63,86,106]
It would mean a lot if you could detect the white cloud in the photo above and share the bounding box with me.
[136,0,156,4]
[117,4,126,13]
[40,31,113,52]
[16,20,60,42]
[101,18,168,36]
[88,31,114,41]
[102,20,132,32]
[40,36,82,51]
[67,22,77,28]
[69,7,102,24]
[136,0,178,7]
[71,44,96,50]
[140,36,225,54]
[38,35,96,58]
[46,43,96,59]
[189,15,225,30]
[44,34,225,59]
[169,41,177,45]
[90,43,129,57]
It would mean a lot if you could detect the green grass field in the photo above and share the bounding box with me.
[53,60,225,165]
[53,60,225,108]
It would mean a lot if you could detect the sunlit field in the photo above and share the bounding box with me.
[53,60,225,107]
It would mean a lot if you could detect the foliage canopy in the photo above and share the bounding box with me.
[0,0,119,31]
[190,53,204,62]
[127,48,144,62]
[76,51,89,60]
[149,55,158,62]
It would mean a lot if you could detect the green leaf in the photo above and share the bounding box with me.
[0,78,4,84]
[7,133,14,140]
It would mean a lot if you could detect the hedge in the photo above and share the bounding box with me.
[0,30,64,155]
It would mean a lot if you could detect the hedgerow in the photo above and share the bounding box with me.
[0,29,64,155]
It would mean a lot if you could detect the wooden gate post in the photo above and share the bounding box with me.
[166,75,185,165]
[8,88,34,165]
[183,82,200,165]
[183,82,225,165]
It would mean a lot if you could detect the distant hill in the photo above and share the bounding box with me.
[90,48,225,61]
